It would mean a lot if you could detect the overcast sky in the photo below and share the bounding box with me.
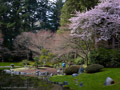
[49,0,56,2]
[49,0,65,2]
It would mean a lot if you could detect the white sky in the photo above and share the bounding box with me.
[49,0,56,2]
[49,0,65,3]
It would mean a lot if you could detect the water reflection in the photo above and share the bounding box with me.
[0,70,52,90]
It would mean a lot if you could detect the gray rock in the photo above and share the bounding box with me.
[40,72,48,76]
[14,71,20,75]
[104,77,114,86]
[36,71,40,76]
[79,82,83,87]
[4,70,11,74]
[36,71,48,76]
[63,81,68,85]
[20,72,26,75]
[72,73,78,77]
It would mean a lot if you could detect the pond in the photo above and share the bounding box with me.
[0,70,53,90]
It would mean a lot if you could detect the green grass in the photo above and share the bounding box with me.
[0,62,21,66]
[0,62,22,70]
[0,61,35,66]
[0,68,10,70]
[49,68,120,90]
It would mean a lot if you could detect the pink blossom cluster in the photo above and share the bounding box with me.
[69,0,120,42]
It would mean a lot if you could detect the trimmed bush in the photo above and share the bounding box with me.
[86,64,104,73]
[89,48,120,67]
[64,65,81,75]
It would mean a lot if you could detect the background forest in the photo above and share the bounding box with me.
[0,0,120,68]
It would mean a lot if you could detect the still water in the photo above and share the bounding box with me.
[0,70,53,90]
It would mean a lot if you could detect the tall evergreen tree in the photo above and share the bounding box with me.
[49,0,64,31]
[0,0,53,49]
[0,0,15,48]
[59,0,99,31]
[36,0,49,30]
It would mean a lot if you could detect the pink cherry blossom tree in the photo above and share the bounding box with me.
[69,0,120,65]
[69,0,120,48]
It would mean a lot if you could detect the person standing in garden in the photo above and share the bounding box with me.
[62,62,66,74]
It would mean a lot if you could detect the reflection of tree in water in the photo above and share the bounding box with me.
[0,71,52,90]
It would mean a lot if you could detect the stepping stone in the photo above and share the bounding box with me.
[72,73,78,77]
[63,81,68,85]
[79,82,83,87]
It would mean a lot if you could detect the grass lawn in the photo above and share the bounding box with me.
[0,61,34,66]
[0,68,10,70]
[0,62,22,66]
[0,62,22,70]
[49,68,120,90]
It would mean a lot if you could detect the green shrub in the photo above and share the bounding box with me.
[74,57,84,65]
[33,57,41,68]
[85,64,104,73]
[89,48,120,67]
[64,65,81,75]
[21,59,30,66]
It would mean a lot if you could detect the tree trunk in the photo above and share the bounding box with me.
[112,37,115,49]
[94,26,98,49]
[85,57,89,66]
